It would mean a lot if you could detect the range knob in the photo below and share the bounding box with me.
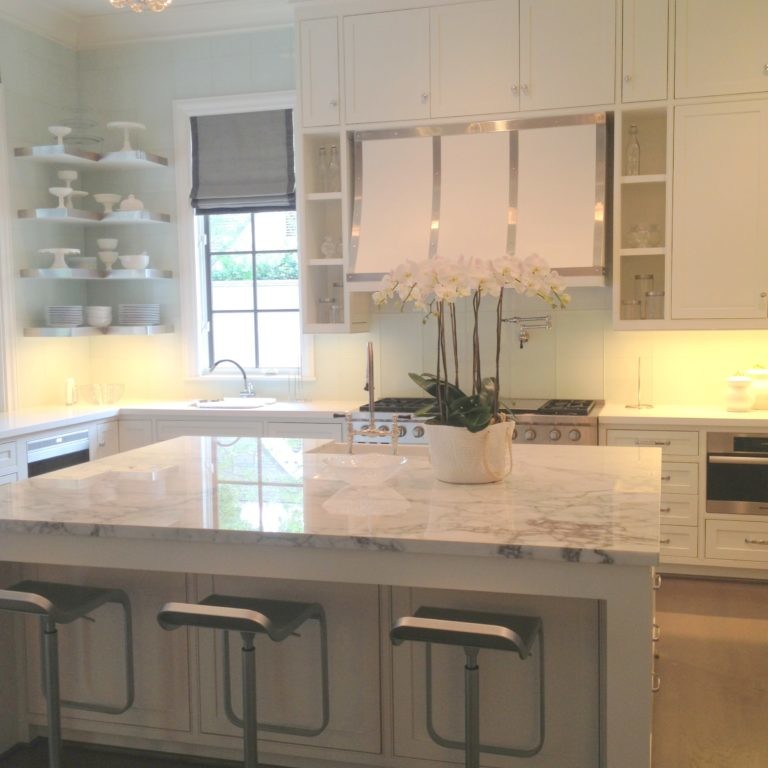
[396,425,406,437]
[412,425,425,438]
[548,429,561,441]
[568,429,582,442]
[523,428,537,442]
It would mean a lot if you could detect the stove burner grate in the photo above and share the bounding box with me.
[359,397,434,413]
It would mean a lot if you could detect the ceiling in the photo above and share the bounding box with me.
[50,0,279,18]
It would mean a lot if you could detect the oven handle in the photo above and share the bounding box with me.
[708,455,768,465]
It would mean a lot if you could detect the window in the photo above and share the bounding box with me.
[174,92,310,379]
[200,209,300,368]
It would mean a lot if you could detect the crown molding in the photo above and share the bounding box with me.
[0,0,80,49]
[77,0,294,49]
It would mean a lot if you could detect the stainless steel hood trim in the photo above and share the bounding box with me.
[508,129,518,255]
[430,135,441,257]
[592,120,608,271]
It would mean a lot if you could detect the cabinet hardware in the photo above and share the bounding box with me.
[511,84,519,95]
[420,92,429,104]
[763,64,768,74]
[521,83,529,94]
[710,455,768,466]
[744,537,768,545]
[623,74,632,82]
[659,507,671,513]
[653,573,662,590]
[660,475,671,482]
[652,623,661,642]
[329,99,338,108]
[651,673,661,692]
[635,439,671,447]
[659,538,671,545]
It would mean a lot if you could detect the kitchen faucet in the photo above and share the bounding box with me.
[210,358,255,397]
[345,342,399,453]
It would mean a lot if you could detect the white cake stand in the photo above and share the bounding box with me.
[106,121,146,152]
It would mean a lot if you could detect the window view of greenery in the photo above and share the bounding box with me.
[213,438,306,532]
[201,211,300,370]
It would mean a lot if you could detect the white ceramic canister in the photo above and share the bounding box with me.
[747,366,768,410]
[725,375,755,412]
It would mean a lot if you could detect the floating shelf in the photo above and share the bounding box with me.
[24,324,174,337]
[618,247,666,257]
[620,174,666,184]
[17,208,171,224]
[14,145,168,169]
[20,268,173,280]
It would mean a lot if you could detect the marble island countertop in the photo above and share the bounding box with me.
[0,436,661,566]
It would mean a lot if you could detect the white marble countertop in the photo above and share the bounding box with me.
[0,436,661,566]
[599,402,768,427]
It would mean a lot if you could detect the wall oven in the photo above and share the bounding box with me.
[706,432,768,515]
[26,429,91,478]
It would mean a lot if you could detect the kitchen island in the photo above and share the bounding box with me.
[0,436,661,768]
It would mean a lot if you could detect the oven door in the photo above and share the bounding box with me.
[26,429,91,478]
[706,432,768,515]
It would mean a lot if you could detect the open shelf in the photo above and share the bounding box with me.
[14,145,168,169]
[20,268,173,280]
[23,325,174,337]
[18,209,171,225]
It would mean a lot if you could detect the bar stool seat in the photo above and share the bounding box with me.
[0,579,135,768]
[391,606,545,768]
[158,594,329,768]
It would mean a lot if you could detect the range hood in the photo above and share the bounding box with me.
[348,112,610,289]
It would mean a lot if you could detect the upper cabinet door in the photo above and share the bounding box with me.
[671,101,768,320]
[622,0,668,102]
[430,0,520,118]
[300,18,341,127]
[520,0,616,111]
[344,9,430,124]
[675,0,768,98]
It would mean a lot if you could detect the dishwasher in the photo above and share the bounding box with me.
[26,429,91,477]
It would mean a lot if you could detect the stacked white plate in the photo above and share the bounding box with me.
[117,303,160,326]
[86,305,112,328]
[46,305,83,327]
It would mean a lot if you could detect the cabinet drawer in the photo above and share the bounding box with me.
[0,472,17,486]
[660,462,698,495]
[265,421,343,440]
[706,520,768,564]
[605,429,699,457]
[660,494,698,526]
[660,526,698,558]
[0,441,17,472]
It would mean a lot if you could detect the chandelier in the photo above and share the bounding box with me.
[109,0,173,12]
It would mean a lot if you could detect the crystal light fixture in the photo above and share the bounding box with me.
[109,0,173,12]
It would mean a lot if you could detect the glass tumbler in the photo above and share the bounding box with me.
[621,299,642,321]
[645,291,665,320]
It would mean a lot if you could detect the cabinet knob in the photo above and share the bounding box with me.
[521,83,529,94]
[329,98,338,108]
[623,73,632,82]
[420,92,429,104]
[511,84,519,95]
[763,64,768,74]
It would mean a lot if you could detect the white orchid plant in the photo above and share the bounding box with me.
[373,253,570,432]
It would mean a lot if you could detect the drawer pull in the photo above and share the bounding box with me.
[653,573,662,590]
[659,506,671,513]
[635,439,671,447]
[652,623,661,642]
[744,537,768,546]
[660,475,672,482]
[710,455,768,466]
[651,673,661,692]
[660,538,671,545]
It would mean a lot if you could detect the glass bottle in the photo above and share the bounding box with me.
[327,144,340,192]
[626,124,640,175]
[634,273,654,318]
[317,146,328,192]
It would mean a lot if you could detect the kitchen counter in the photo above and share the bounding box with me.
[600,402,768,427]
[0,436,660,768]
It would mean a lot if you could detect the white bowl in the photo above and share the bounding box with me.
[119,253,149,270]
[97,238,118,250]
[77,383,124,405]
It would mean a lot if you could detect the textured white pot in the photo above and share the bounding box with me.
[424,420,514,484]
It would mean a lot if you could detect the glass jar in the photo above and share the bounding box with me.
[317,146,328,192]
[645,290,665,320]
[626,123,640,175]
[327,145,340,192]
[621,299,642,320]
[317,297,335,323]
[633,274,654,317]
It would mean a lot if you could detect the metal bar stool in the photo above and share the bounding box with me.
[157,594,329,768]
[0,580,135,768]
[391,606,545,768]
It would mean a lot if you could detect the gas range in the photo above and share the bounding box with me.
[350,397,601,445]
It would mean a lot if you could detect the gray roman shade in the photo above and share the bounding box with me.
[190,109,295,213]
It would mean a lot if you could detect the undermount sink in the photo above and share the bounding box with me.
[191,397,277,409]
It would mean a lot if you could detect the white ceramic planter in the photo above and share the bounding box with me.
[424,420,514,484]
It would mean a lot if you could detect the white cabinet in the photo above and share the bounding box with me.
[265,420,343,439]
[90,419,119,460]
[342,1,615,125]
[118,418,155,452]
[300,18,340,127]
[22,565,191,734]
[622,0,668,102]
[429,0,519,118]
[671,100,768,321]
[155,418,265,441]
[343,8,431,124]
[675,0,768,98]
[520,0,615,111]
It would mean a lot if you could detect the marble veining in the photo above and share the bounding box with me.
[0,437,661,566]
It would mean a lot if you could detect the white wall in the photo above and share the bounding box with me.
[0,17,766,410]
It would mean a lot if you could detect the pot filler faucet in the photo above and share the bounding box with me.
[345,342,399,453]
[210,358,255,397]
[502,315,552,349]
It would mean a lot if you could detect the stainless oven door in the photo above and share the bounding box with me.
[26,429,91,478]
[707,432,768,515]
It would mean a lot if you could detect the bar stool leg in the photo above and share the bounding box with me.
[241,633,258,768]
[41,617,62,768]
[463,647,480,768]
